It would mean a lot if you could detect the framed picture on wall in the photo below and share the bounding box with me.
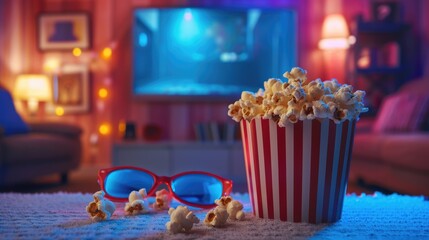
[38,13,90,51]
[46,64,90,114]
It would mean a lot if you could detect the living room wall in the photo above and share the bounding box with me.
[0,0,428,164]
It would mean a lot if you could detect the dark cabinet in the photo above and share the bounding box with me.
[351,15,411,115]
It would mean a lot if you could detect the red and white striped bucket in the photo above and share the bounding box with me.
[240,118,356,223]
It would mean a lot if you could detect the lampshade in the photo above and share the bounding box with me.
[318,14,350,50]
[14,74,52,102]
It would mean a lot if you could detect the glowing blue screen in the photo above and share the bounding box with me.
[133,8,297,99]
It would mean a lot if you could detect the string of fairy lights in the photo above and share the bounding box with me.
[43,46,113,137]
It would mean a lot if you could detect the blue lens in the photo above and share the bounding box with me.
[105,169,155,198]
[171,174,223,205]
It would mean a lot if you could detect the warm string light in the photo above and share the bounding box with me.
[98,87,109,99]
[97,86,110,135]
[101,47,112,60]
[55,107,65,116]
[71,46,112,61]
[98,47,113,135]
[72,48,82,57]
[69,46,114,136]
[99,123,111,135]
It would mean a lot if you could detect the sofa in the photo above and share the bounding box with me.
[349,78,429,196]
[0,87,82,187]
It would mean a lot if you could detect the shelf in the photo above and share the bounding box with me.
[356,67,404,75]
[351,15,413,112]
[357,21,409,34]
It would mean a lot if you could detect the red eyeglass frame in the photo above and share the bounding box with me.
[97,166,233,208]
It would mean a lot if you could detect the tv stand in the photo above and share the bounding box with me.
[112,141,247,190]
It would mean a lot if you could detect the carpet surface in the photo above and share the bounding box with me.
[0,192,428,239]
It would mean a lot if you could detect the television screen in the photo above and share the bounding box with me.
[132,7,296,101]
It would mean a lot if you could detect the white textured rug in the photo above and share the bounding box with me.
[0,192,428,239]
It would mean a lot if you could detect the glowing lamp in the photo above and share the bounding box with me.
[318,14,350,50]
[14,74,52,115]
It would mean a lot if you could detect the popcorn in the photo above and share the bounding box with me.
[166,206,200,234]
[283,67,307,86]
[305,78,327,101]
[239,91,264,121]
[228,101,243,122]
[124,188,148,215]
[283,107,299,125]
[204,206,229,227]
[264,78,283,97]
[227,67,368,125]
[301,102,315,120]
[86,190,116,221]
[332,107,348,123]
[334,84,355,105]
[354,90,366,102]
[290,86,306,102]
[152,189,172,211]
[215,196,245,221]
[312,100,331,119]
[324,78,341,93]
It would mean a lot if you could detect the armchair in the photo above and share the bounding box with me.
[0,87,82,187]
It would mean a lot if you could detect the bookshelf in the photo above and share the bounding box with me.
[351,15,411,115]
[193,122,240,142]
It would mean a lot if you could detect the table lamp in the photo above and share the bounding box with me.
[318,14,354,84]
[318,14,351,50]
[14,74,52,115]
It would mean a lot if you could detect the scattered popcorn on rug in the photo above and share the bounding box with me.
[86,190,116,221]
[215,196,245,221]
[228,67,368,126]
[166,206,200,234]
[204,206,229,227]
[124,188,148,215]
[152,189,172,211]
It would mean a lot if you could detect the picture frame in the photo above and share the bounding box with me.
[47,64,90,114]
[371,1,400,23]
[38,13,90,51]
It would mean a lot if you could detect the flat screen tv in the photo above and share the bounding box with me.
[132,7,297,101]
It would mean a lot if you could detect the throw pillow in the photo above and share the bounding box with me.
[0,88,30,136]
[373,93,429,133]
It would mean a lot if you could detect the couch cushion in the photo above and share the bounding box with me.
[373,93,429,133]
[0,133,79,166]
[398,78,429,94]
[0,88,29,136]
[353,133,429,172]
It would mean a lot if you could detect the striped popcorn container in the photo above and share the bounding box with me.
[240,117,356,223]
